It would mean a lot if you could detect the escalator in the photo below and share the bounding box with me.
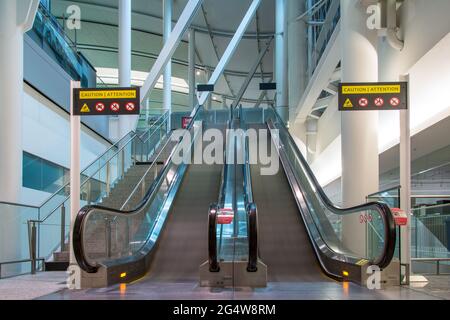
[242,108,398,285]
[144,163,222,282]
[72,106,225,288]
[72,104,397,289]
[251,160,327,282]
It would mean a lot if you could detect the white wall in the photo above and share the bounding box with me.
[309,2,450,187]
[21,84,111,205]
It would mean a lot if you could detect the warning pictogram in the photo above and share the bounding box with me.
[80,104,90,113]
[110,102,120,112]
[95,103,105,112]
[125,102,135,112]
[358,98,369,107]
[374,97,384,107]
[343,98,353,108]
[390,97,401,107]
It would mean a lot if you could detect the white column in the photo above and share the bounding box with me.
[188,28,196,108]
[275,0,288,122]
[163,0,172,130]
[0,0,37,273]
[222,96,227,109]
[340,0,379,257]
[118,0,132,138]
[69,81,81,267]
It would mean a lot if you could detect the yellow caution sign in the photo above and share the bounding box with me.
[80,104,90,113]
[342,85,401,95]
[79,90,136,100]
[343,98,353,108]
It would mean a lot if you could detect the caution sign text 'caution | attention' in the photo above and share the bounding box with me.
[338,82,408,111]
[73,87,140,116]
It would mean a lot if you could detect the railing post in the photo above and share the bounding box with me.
[106,161,111,195]
[141,139,144,163]
[133,140,137,165]
[60,204,66,251]
[142,180,146,198]
[415,216,418,258]
[87,180,91,205]
[121,149,125,178]
[28,221,37,275]
[437,260,440,275]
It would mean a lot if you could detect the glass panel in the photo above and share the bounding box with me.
[35,113,170,262]
[265,107,392,263]
[79,109,200,266]
[0,203,39,278]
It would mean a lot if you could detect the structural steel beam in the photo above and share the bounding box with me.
[198,0,262,106]
[140,0,203,103]
[233,38,272,108]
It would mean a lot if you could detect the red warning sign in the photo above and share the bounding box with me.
[125,102,135,112]
[358,98,369,107]
[95,102,105,112]
[110,102,120,112]
[374,97,384,107]
[390,97,400,107]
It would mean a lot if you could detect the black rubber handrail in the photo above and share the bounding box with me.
[246,203,258,272]
[267,111,396,269]
[73,105,202,273]
[207,204,220,272]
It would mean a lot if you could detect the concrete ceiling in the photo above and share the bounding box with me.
[50,0,276,106]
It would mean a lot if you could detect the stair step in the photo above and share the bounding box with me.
[53,251,69,262]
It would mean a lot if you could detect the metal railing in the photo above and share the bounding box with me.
[411,258,450,275]
[302,0,341,79]
[0,113,170,278]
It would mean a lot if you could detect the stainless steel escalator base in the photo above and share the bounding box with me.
[199,260,267,288]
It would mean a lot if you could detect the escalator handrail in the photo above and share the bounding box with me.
[242,122,258,272]
[73,104,202,273]
[207,117,231,272]
[266,110,396,269]
[246,203,258,272]
[208,204,220,272]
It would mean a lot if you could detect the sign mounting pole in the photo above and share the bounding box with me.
[69,80,81,286]
[399,74,411,284]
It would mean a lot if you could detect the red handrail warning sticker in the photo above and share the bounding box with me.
[217,208,234,225]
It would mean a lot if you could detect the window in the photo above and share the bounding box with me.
[23,152,69,193]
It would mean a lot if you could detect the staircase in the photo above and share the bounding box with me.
[45,136,176,271]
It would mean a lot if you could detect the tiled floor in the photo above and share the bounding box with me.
[1,272,448,300]
[38,276,446,300]
[0,272,67,300]
[408,275,450,300]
